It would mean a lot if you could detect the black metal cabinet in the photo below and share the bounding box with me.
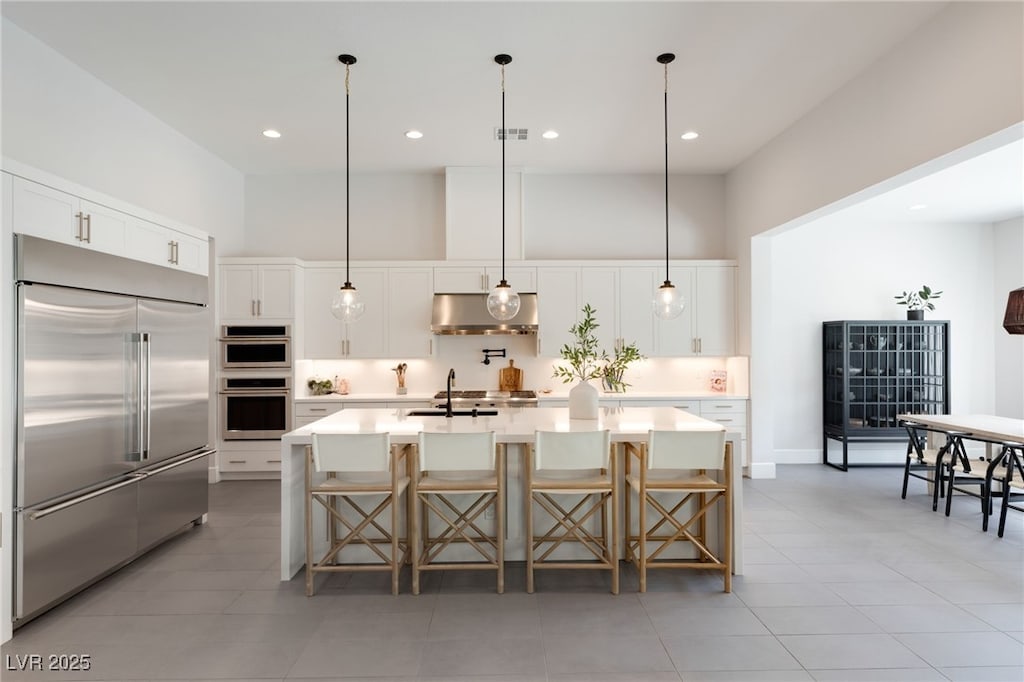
[823,320,950,470]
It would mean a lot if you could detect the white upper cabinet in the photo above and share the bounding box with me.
[8,173,209,275]
[77,200,129,255]
[579,267,618,354]
[302,267,388,359]
[695,266,736,357]
[617,267,658,356]
[388,267,434,358]
[11,178,128,256]
[654,267,696,356]
[536,267,581,357]
[653,265,736,357]
[433,265,536,293]
[220,264,296,322]
[125,218,209,276]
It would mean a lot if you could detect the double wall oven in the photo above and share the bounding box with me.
[218,326,293,440]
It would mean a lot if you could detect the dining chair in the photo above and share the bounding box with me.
[624,429,732,593]
[900,421,974,512]
[410,431,504,595]
[992,442,1024,537]
[525,430,618,594]
[305,432,411,596]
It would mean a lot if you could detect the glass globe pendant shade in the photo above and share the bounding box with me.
[653,281,685,320]
[330,283,365,322]
[486,280,521,321]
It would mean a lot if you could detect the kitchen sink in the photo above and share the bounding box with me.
[407,408,498,417]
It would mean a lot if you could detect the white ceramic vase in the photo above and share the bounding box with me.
[568,380,599,420]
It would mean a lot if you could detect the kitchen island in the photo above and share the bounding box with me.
[279,406,744,581]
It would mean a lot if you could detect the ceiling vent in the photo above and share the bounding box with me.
[494,127,528,141]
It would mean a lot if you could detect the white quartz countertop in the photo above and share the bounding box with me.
[296,391,748,402]
[282,405,726,445]
[295,393,434,402]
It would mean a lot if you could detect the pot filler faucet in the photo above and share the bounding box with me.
[445,368,456,418]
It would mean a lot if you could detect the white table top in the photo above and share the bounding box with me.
[282,406,726,445]
[898,414,1024,443]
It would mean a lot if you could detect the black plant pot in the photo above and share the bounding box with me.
[907,310,924,320]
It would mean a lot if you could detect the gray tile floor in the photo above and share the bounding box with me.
[3,465,1022,681]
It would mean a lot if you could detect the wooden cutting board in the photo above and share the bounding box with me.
[499,359,523,391]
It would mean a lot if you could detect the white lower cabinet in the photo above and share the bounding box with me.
[217,441,284,475]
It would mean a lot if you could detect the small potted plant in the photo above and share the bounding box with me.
[553,304,644,417]
[895,285,942,320]
[601,341,644,393]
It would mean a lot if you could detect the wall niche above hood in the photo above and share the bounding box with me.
[431,293,537,335]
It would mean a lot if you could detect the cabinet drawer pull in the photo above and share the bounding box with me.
[251,300,257,316]
[257,300,262,316]
[74,212,84,241]
[83,214,92,243]
[266,459,281,464]
[310,408,327,412]
[228,459,246,464]
[715,418,734,423]
[714,405,734,409]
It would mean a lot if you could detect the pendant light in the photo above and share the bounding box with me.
[486,53,522,321]
[653,52,685,320]
[330,54,365,322]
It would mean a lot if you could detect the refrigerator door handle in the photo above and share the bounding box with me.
[129,332,145,462]
[140,449,213,477]
[142,332,151,461]
[26,475,145,521]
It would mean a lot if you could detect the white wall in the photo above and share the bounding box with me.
[726,2,1023,476]
[1,19,245,250]
[1,18,247,644]
[244,172,445,260]
[770,220,997,464]
[242,171,726,261]
[729,1,1023,352]
[993,216,1024,418]
[524,174,726,260]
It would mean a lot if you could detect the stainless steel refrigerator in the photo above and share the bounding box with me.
[13,235,213,626]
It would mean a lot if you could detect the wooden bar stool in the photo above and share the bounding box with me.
[410,431,504,595]
[624,429,732,593]
[525,430,618,594]
[305,432,411,596]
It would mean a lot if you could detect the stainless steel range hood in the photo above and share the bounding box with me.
[431,293,538,335]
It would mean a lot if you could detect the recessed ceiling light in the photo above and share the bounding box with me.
[542,130,559,140]
[405,130,423,139]
[909,203,928,211]
[262,129,281,139]
[681,131,699,140]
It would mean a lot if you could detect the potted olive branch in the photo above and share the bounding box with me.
[552,304,645,396]
[894,285,942,320]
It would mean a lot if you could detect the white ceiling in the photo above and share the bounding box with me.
[4,1,1021,225]
[3,0,949,175]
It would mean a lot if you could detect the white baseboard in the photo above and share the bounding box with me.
[749,462,776,479]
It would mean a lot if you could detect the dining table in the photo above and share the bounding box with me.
[897,414,1024,447]
[278,405,745,581]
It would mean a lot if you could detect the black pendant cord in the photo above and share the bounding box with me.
[338,54,356,288]
[500,65,507,284]
[345,79,351,286]
[663,84,669,285]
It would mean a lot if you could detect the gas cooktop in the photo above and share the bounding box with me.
[432,390,538,406]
